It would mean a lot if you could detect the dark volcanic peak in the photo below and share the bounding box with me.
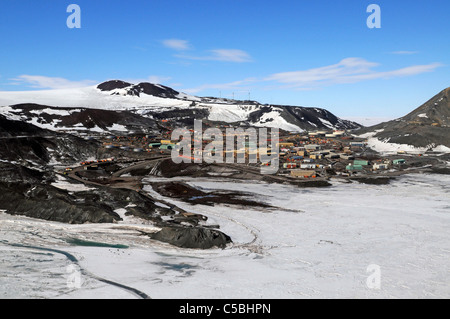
[97,80,181,99]
[357,87,450,148]
[127,82,180,98]
[402,87,450,126]
[97,80,133,91]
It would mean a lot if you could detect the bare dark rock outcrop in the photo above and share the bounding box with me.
[97,80,133,91]
[149,226,232,249]
[151,181,272,208]
[0,182,120,224]
[98,80,181,99]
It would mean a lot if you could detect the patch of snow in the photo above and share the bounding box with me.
[343,117,394,127]
[177,92,201,102]
[433,145,450,153]
[319,118,334,128]
[365,136,450,155]
[355,129,384,139]
[154,202,171,209]
[28,117,59,130]
[88,126,106,133]
[48,156,61,166]
[51,175,96,192]
[0,106,26,121]
[255,111,303,132]
[207,104,254,123]
[114,208,128,220]
[30,108,73,117]
[108,124,128,132]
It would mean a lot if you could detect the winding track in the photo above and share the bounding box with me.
[2,241,151,299]
[65,157,303,252]
[111,156,170,177]
[206,209,260,249]
[142,182,262,249]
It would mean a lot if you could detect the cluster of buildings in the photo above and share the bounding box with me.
[275,130,407,178]
[93,126,408,179]
[101,135,176,154]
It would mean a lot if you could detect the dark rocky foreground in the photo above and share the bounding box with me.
[0,182,118,224]
[151,181,273,208]
[149,226,232,249]
[0,162,232,249]
[0,114,233,249]
[0,162,118,223]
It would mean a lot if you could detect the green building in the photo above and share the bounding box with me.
[346,164,363,171]
[393,159,406,165]
[160,144,176,150]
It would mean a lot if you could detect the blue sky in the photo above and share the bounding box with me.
[0,0,448,118]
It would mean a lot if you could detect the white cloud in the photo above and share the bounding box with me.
[183,78,257,94]
[145,75,172,84]
[177,49,253,63]
[390,51,419,55]
[11,75,97,89]
[9,75,174,91]
[162,39,191,51]
[265,58,442,89]
[124,75,172,85]
[209,49,253,62]
[183,58,443,95]
[350,63,443,80]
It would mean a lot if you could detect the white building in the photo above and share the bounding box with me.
[305,144,322,151]
[373,163,389,170]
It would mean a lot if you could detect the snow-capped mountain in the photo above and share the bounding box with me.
[0,80,362,133]
[98,80,186,99]
[356,87,450,153]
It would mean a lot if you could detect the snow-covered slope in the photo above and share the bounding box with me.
[0,81,362,133]
[358,129,450,154]
[0,104,160,134]
[0,86,193,110]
